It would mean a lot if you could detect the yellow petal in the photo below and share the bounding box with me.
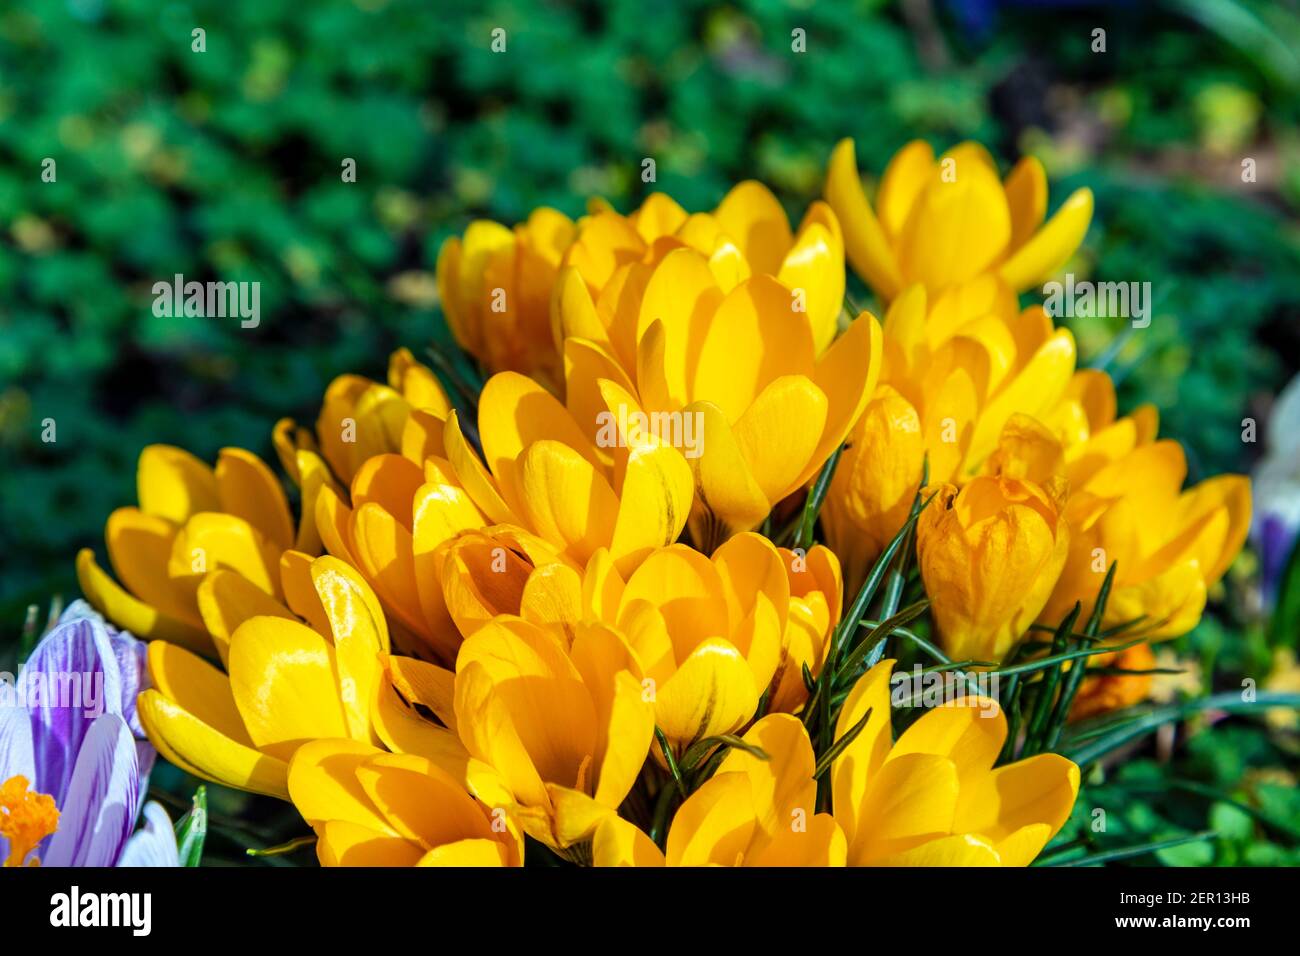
[416,838,511,867]
[824,138,902,299]
[227,616,350,761]
[105,507,202,628]
[731,375,829,504]
[443,410,516,525]
[953,752,1080,847]
[716,714,816,845]
[682,401,770,540]
[517,439,620,563]
[665,771,756,866]
[714,180,793,275]
[357,752,495,848]
[608,440,694,577]
[168,512,282,600]
[137,688,289,799]
[846,753,959,865]
[871,832,1000,866]
[76,548,213,655]
[137,444,219,524]
[1003,156,1047,250]
[690,275,816,423]
[350,501,427,638]
[311,556,388,741]
[656,638,759,750]
[147,640,253,745]
[998,188,1094,291]
[287,737,391,831]
[806,311,884,484]
[215,448,295,551]
[831,659,897,850]
[316,820,422,867]
[196,569,296,667]
[637,248,724,408]
[897,142,1012,290]
[748,812,846,867]
[593,814,665,867]
[875,139,935,239]
[781,202,845,353]
[889,700,1006,784]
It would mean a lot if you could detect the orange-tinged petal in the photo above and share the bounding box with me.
[1003,156,1048,250]
[350,501,427,639]
[748,812,847,867]
[316,819,422,867]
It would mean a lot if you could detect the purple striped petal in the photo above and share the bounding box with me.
[117,802,180,868]
[0,680,35,783]
[42,714,139,868]
[59,601,151,735]
[24,615,124,805]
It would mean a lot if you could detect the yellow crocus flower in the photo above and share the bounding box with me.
[559,247,881,548]
[768,545,843,714]
[288,739,523,867]
[136,554,465,800]
[452,616,654,855]
[273,346,452,488]
[309,370,692,663]
[592,715,845,866]
[436,209,577,392]
[560,185,846,354]
[1041,436,1251,639]
[832,661,1079,865]
[825,138,1093,301]
[917,473,1070,663]
[76,442,316,657]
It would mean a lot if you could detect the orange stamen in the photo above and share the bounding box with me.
[1,775,60,867]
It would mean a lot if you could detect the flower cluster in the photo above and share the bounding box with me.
[68,140,1249,867]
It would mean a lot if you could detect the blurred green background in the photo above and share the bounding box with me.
[1,0,1298,864]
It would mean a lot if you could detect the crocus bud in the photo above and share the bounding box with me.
[917,476,1069,662]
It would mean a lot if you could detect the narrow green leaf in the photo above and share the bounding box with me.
[791,444,844,553]
[813,707,872,780]
[174,785,208,868]
[247,835,317,858]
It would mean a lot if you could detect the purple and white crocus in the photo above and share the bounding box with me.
[1253,373,1300,609]
[0,601,178,867]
